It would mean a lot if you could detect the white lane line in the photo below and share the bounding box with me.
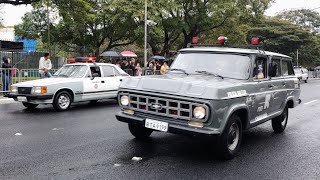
[304,100,318,105]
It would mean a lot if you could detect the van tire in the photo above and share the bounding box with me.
[128,124,153,139]
[272,105,288,133]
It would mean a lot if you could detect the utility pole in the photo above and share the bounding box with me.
[296,49,299,67]
[46,0,51,55]
[144,0,148,67]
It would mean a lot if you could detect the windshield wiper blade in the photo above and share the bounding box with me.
[168,68,189,75]
[195,70,224,79]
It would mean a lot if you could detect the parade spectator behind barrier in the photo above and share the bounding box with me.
[148,60,156,75]
[116,60,121,68]
[136,63,142,76]
[1,56,12,97]
[39,53,52,78]
[121,60,132,75]
[130,58,136,76]
[160,60,169,75]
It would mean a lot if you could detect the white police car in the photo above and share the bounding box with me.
[9,62,128,111]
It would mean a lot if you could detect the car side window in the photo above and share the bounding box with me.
[281,60,294,76]
[101,66,115,77]
[90,67,102,77]
[113,68,121,76]
[270,58,281,77]
[253,57,267,80]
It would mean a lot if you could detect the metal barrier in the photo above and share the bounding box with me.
[309,70,320,78]
[0,68,58,96]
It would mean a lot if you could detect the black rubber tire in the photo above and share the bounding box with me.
[128,124,153,139]
[272,105,288,133]
[218,114,242,160]
[22,102,38,109]
[52,91,72,111]
[89,100,99,104]
[304,78,308,83]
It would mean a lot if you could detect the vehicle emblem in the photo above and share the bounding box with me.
[151,103,162,110]
[94,84,98,89]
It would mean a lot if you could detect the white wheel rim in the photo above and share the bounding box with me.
[58,94,70,109]
[227,123,240,151]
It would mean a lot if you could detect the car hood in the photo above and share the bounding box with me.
[13,77,81,87]
[120,74,248,100]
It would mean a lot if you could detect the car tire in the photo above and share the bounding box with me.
[22,102,38,109]
[53,91,72,111]
[128,124,153,139]
[218,114,242,160]
[272,105,288,133]
[305,78,308,83]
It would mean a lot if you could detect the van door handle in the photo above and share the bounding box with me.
[101,81,105,83]
[268,84,274,89]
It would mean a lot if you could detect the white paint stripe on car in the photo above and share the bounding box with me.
[304,100,318,105]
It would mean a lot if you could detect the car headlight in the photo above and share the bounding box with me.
[120,95,129,106]
[193,106,206,119]
[32,86,47,94]
[11,86,18,94]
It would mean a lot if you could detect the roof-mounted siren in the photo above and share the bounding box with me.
[217,36,228,45]
[251,37,259,45]
[191,37,199,44]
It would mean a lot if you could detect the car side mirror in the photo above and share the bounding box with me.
[90,76,95,80]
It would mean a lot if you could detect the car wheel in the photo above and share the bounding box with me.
[272,105,288,133]
[53,91,72,111]
[128,124,153,139]
[218,114,242,160]
[305,78,308,83]
[22,102,38,109]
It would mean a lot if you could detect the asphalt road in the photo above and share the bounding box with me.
[1,80,320,180]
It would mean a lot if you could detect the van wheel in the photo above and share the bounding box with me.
[272,105,288,133]
[22,102,38,109]
[53,91,72,111]
[218,114,242,160]
[128,124,153,139]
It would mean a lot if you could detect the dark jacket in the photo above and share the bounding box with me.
[2,62,12,75]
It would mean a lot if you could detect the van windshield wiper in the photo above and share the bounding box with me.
[195,70,224,79]
[168,68,189,75]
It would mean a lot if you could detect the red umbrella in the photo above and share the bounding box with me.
[120,51,137,57]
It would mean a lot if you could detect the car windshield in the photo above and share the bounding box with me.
[53,65,88,78]
[170,52,251,79]
[294,69,302,74]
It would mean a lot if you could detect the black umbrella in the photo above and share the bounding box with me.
[100,51,122,57]
[150,55,166,61]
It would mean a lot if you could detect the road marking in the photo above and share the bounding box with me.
[15,133,23,136]
[304,100,318,105]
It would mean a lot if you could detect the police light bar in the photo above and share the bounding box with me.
[217,36,228,45]
[75,57,97,63]
[67,58,76,63]
[191,37,198,44]
[251,37,259,45]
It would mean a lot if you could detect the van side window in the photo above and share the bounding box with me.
[253,57,267,79]
[281,60,294,76]
[270,59,281,77]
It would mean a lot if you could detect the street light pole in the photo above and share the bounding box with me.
[297,49,299,67]
[144,0,148,67]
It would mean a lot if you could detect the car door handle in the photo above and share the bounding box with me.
[101,81,105,83]
[120,79,123,82]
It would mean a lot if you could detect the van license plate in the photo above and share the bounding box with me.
[145,119,168,132]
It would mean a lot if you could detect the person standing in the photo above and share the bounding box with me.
[135,63,142,76]
[160,61,169,75]
[2,56,12,97]
[39,53,52,78]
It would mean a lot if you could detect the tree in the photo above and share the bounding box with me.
[247,17,320,67]
[277,9,320,34]
[0,0,39,5]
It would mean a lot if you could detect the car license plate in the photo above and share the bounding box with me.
[145,119,168,132]
[17,96,27,102]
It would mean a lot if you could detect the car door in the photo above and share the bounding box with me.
[82,66,105,100]
[100,65,122,98]
[249,56,274,124]
[268,57,285,114]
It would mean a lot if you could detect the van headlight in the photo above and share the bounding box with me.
[32,86,47,94]
[120,95,129,106]
[11,86,18,94]
[193,106,206,119]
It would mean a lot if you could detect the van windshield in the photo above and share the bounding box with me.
[170,53,251,79]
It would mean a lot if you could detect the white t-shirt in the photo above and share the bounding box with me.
[39,57,52,73]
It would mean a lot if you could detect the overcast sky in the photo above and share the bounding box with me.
[1,0,320,27]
